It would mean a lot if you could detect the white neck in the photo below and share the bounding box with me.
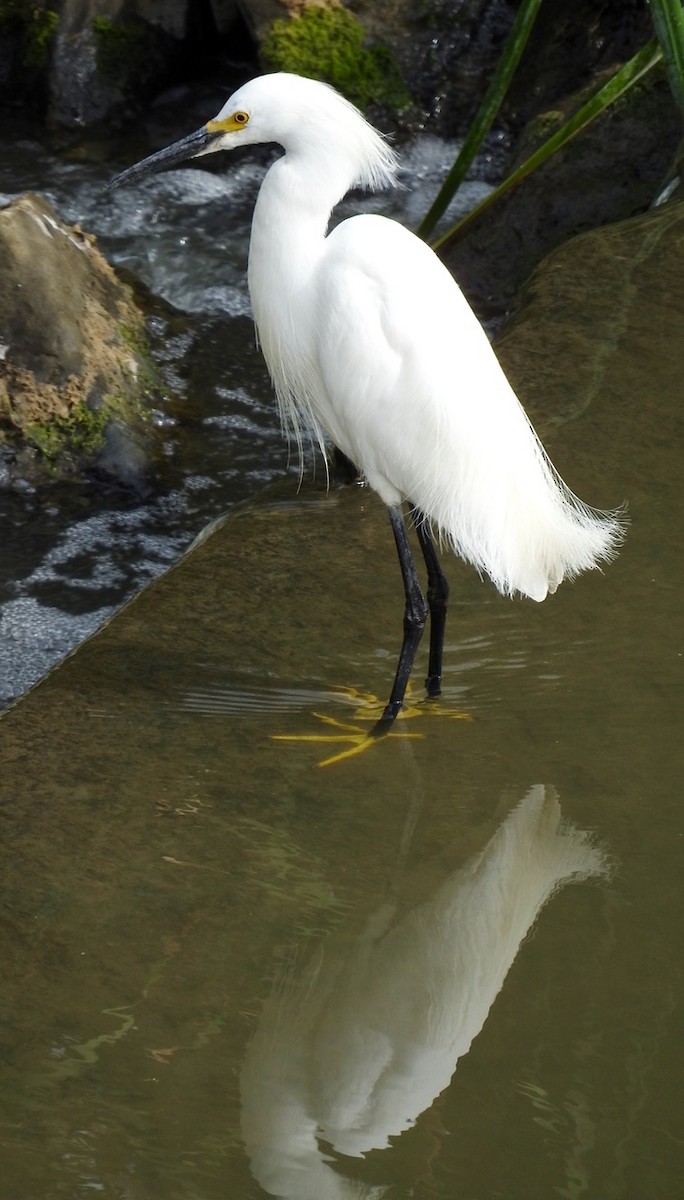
[247,152,348,445]
[248,151,347,302]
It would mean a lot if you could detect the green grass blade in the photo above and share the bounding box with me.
[416,0,543,240]
[431,37,663,253]
[648,0,684,112]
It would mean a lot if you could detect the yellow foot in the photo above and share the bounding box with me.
[271,686,472,767]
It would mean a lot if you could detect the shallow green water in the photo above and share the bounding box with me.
[0,470,680,1199]
[1,205,682,1198]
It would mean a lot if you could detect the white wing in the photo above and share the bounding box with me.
[314,214,622,600]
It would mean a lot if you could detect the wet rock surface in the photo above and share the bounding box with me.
[497,197,684,435]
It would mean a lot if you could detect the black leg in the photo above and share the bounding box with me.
[412,509,450,697]
[372,505,428,735]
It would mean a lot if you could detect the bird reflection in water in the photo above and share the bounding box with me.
[239,785,609,1198]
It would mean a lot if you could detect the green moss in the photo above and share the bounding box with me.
[118,323,163,401]
[25,7,58,70]
[118,320,150,359]
[25,386,152,473]
[26,402,109,467]
[261,4,410,112]
[0,2,59,72]
[92,16,148,82]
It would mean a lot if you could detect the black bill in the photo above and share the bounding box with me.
[106,125,220,191]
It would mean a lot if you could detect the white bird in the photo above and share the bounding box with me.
[108,73,624,731]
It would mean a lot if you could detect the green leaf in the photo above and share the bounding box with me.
[648,0,684,113]
[416,0,543,241]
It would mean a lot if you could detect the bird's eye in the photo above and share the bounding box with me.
[233,111,249,125]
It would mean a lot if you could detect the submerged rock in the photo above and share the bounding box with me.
[0,193,160,490]
[495,195,684,434]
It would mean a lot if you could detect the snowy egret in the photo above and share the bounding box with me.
[108,73,624,732]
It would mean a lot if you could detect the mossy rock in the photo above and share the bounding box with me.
[0,0,58,101]
[0,194,162,490]
[261,3,411,113]
[0,1,58,67]
[91,14,169,88]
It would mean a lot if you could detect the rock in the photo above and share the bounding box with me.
[256,0,411,116]
[0,0,240,129]
[0,1,58,108]
[495,196,684,436]
[236,0,282,42]
[0,193,160,490]
[444,70,681,319]
[353,0,520,133]
[211,0,243,35]
[48,0,182,128]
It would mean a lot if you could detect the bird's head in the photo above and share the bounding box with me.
[106,73,397,194]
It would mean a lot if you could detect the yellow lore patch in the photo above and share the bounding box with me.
[206,111,250,134]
